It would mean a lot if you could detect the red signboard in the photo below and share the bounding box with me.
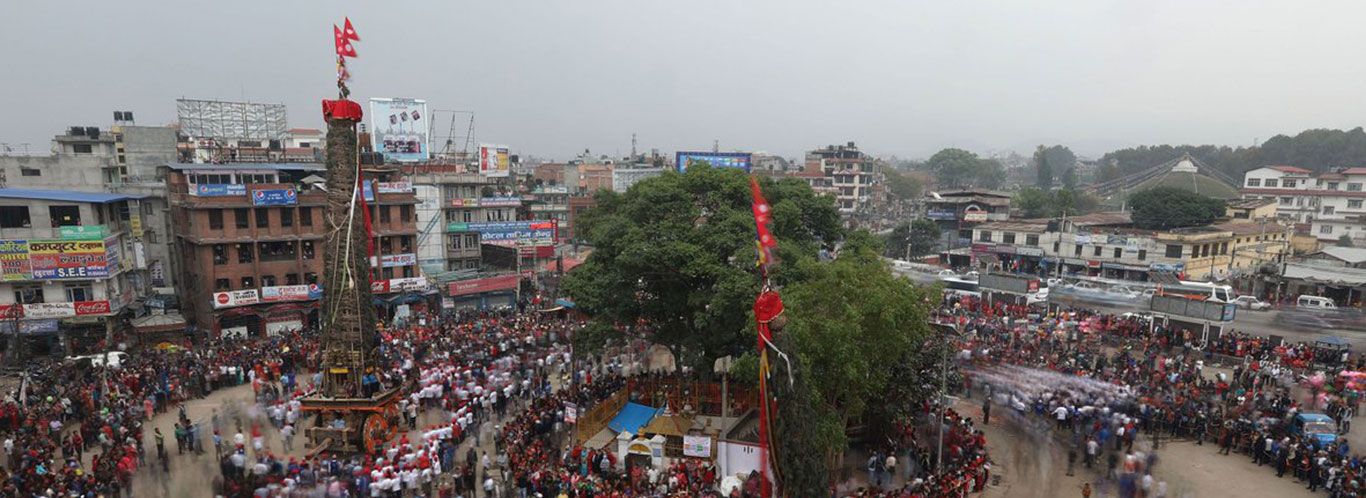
[74,300,111,316]
[448,274,519,296]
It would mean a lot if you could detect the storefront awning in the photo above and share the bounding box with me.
[132,313,187,334]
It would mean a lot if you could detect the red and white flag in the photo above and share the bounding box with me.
[343,17,361,42]
[334,25,357,58]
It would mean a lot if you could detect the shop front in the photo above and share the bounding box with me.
[447,274,521,310]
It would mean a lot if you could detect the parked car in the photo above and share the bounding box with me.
[1298,295,1339,310]
[1232,295,1272,311]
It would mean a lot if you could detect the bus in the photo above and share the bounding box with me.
[1157,280,1234,303]
[941,277,981,298]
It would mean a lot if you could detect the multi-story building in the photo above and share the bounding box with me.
[924,189,1012,246]
[1241,166,1366,246]
[408,165,522,272]
[966,212,1291,282]
[805,142,881,213]
[0,188,148,356]
[611,165,665,193]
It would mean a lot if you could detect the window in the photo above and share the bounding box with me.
[280,208,293,227]
[1330,182,1340,190]
[1325,206,1336,215]
[380,206,391,223]
[1220,242,1229,255]
[1200,244,1210,257]
[255,208,269,228]
[305,272,318,284]
[72,144,93,154]
[286,273,300,286]
[241,277,255,289]
[1093,246,1102,257]
[1283,179,1297,188]
[978,231,992,242]
[1053,241,1060,253]
[237,243,253,263]
[300,207,313,227]
[1280,197,1293,205]
[1264,179,1278,188]
[402,266,414,278]
[1113,248,1121,258]
[13,285,43,304]
[381,237,393,254]
[64,284,92,303]
[1351,183,1363,192]
[146,231,157,244]
[261,275,276,287]
[1351,200,1363,209]
[212,244,227,265]
[48,205,80,227]
[1322,225,1335,234]
[214,279,231,291]
[1002,233,1016,244]
[19,168,40,177]
[258,241,297,262]
[465,234,478,246]
[1026,234,1039,247]
[142,202,154,215]
[0,206,31,228]
[208,209,224,230]
[462,210,474,222]
[235,208,249,229]
[382,267,394,280]
[1074,244,1082,256]
[400,205,412,223]
[400,236,413,253]
[1138,249,1147,261]
[1164,244,1183,258]
[1246,178,1261,187]
[302,240,315,260]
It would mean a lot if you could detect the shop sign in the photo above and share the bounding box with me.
[963,212,988,222]
[260,285,312,303]
[1016,247,1044,257]
[191,184,246,197]
[448,274,519,296]
[682,435,712,458]
[926,209,957,221]
[970,243,994,253]
[1149,262,1186,272]
[994,245,1017,255]
[73,300,111,316]
[376,181,413,194]
[212,289,260,309]
[24,302,74,319]
[59,225,108,240]
[379,253,417,268]
[1086,260,1101,268]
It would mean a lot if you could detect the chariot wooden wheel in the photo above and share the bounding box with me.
[363,413,391,454]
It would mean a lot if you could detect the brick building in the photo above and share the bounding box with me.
[167,162,420,337]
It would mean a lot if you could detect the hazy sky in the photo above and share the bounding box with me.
[4,1,1366,161]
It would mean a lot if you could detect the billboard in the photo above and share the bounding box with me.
[376,181,413,194]
[479,144,511,177]
[175,99,288,140]
[60,225,107,240]
[446,220,557,246]
[369,98,429,162]
[676,151,752,173]
[377,253,417,268]
[191,184,247,197]
[252,188,298,206]
[978,273,1041,295]
[0,240,30,281]
[448,274,519,296]
[29,240,110,280]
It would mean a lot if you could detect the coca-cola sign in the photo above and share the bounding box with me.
[73,300,111,316]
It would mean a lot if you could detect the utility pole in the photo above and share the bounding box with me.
[936,313,961,475]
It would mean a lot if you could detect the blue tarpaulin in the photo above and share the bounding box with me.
[555,298,576,309]
[608,402,660,435]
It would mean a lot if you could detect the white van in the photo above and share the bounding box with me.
[1298,295,1339,310]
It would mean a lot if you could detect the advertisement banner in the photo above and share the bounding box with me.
[478,197,522,207]
[369,98,430,162]
[445,221,557,245]
[564,403,578,424]
[74,300,112,316]
[29,240,109,280]
[252,188,298,206]
[962,211,988,222]
[0,240,30,281]
[376,181,413,194]
[389,277,428,292]
[24,302,74,319]
[129,199,144,237]
[448,274,519,296]
[59,225,107,240]
[682,435,713,458]
[104,236,122,272]
[1074,233,1093,245]
[1016,247,1044,257]
[362,180,375,202]
[925,209,957,220]
[190,184,247,197]
[260,285,312,303]
[479,144,511,177]
[379,253,417,268]
[0,319,60,335]
[212,289,260,309]
[676,151,752,173]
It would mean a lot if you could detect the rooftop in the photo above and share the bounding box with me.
[1212,221,1285,236]
[167,162,326,172]
[1313,246,1366,265]
[1343,167,1366,176]
[1068,211,1132,227]
[1226,198,1276,210]
[975,220,1047,232]
[0,188,142,204]
[1268,165,1313,174]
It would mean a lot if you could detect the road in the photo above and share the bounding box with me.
[1075,300,1366,352]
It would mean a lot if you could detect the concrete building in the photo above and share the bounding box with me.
[1240,165,1366,246]
[924,189,1012,246]
[611,166,665,193]
[0,188,149,356]
[805,142,881,213]
[407,165,520,272]
[966,213,1291,282]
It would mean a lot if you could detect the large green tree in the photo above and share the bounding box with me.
[1034,145,1053,188]
[928,148,1006,189]
[884,168,924,201]
[886,219,942,259]
[1129,187,1226,229]
[562,165,843,372]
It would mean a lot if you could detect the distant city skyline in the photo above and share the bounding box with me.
[4,1,1366,161]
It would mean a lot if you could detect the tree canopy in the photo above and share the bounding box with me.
[1128,187,1227,230]
[1013,187,1101,218]
[562,165,843,371]
[1098,127,1366,182]
[886,219,941,259]
[884,168,924,201]
[926,148,1006,189]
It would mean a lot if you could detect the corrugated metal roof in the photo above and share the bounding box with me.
[0,188,141,203]
[1317,246,1366,265]
[1283,262,1366,286]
